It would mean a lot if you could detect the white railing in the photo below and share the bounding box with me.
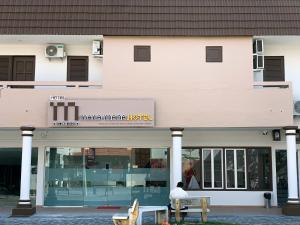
[0,81,102,88]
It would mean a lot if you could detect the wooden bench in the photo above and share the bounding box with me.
[112,199,139,225]
[171,196,211,223]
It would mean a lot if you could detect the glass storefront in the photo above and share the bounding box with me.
[44,147,169,206]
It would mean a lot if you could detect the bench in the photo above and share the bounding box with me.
[128,206,168,225]
[171,196,211,223]
[112,199,139,225]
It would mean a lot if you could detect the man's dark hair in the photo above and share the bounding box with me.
[177,182,184,188]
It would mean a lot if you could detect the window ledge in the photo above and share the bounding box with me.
[0,81,102,89]
[253,81,291,89]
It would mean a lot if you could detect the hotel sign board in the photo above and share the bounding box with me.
[48,98,155,128]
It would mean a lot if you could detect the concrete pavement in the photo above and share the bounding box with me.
[1,206,300,225]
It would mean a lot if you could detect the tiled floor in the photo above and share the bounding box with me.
[1,206,300,225]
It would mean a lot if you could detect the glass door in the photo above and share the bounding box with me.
[131,148,169,206]
[44,147,84,206]
[83,148,132,206]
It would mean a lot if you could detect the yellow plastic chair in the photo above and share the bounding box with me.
[112,199,139,225]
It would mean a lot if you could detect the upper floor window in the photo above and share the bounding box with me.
[0,56,35,82]
[206,46,223,62]
[67,56,88,81]
[264,56,285,81]
[134,46,151,62]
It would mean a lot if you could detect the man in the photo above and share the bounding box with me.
[168,182,188,219]
[169,182,188,200]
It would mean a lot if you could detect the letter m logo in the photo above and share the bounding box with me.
[49,101,79,121]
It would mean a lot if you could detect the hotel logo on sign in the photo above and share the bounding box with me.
[49,101,79,126]
[48,98,155,128]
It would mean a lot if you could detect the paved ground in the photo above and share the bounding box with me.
[1,207,300,225]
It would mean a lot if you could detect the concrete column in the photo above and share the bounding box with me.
[170,128,184,189]
[12,126,36,217]
[283,126,300,216]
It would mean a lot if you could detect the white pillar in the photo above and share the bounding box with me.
[12,126,36,216]
[285,127,299,203]
[170,128,184,189]
[19,126,35,204]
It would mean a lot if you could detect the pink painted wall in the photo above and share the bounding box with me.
[0,36,294,128]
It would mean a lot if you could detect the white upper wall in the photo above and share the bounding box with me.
[0,35,103,82]
[259,36,300,102]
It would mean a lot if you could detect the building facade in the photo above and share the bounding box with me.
[0,0,299,216]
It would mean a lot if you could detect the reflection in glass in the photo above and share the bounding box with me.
[214,150,223,188]
[203,150,212,188]
[248,149,259,190]
[248,148,271,190]
[83,148,131,206]
[226,149,246,189]
[131,148,169,205]
[203,149,223,189]
[261,151,271,189]
[44,148,84,206]
[44,147,169,206]
[236,150,246,188]
[182,149,201,190]
[226,150,235,188]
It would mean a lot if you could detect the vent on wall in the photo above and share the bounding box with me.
[294,101,300,116]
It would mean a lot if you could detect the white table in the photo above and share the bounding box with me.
[128,206,168,225]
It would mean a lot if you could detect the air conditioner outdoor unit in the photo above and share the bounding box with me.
[253,39,264,54]
[294,101,300,116]
[92,40,103,57]
[253,54,264,70]
[253,39,264,71]
[45,44,66,58]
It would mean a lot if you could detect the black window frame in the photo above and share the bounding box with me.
[67,56,89,82]
[246,147,273,191]
[182,146,273,191]
[0,55,35,82]
[0,56,13,81]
